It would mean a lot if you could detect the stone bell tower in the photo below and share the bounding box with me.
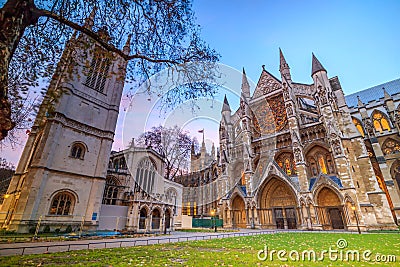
[0,12,129,232]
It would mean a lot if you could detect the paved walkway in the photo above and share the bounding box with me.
[0,229,355,256]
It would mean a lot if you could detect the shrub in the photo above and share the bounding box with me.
[28,227,36,234]
[43,225,51,233]
[65,225,73,233]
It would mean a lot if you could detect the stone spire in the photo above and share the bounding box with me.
[383,87,392,100]
[84,7,97,29]
[123,34,131,55]
[191,139,196,156]
[279,48,291,82]
[241,68,250,98]
[357,96,364,108]
[222,95,231,112]
[311,53,326,76]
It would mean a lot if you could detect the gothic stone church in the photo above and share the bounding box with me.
[178,50,400,231]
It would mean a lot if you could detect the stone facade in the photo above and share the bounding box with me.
[178,51,400,231]
[101,145,183,233]
[0,15,181,233]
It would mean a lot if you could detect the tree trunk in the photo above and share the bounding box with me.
[0,0,40,140]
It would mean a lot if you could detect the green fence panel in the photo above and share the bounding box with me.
[192,218,223,228]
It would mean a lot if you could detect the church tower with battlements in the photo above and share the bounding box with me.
[0,12,129,232]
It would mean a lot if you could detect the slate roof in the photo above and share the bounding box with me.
[345,78,400,108]
[311,53,326,76]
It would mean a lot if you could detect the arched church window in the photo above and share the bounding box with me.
[49,192,75,215]
[306,146,335,176]
[102,176,121,205]
[84,50,111,93]
[135,157,157,193]
[372,111,391,133]
[275,152,297,176]
[382,139,400,155]
[352,117,365,137]
[70,143,85,159]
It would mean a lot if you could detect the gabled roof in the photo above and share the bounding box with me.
[252,68,282,99]
[345,78,400,108]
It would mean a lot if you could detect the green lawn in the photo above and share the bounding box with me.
[1,233,399,266]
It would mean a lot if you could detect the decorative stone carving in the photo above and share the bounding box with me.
[329,133,343,156]
[282,85,289,100]
[318,86,328,105]
[363,118,375,137]
[293,147,303,162]
[286,102,293,117]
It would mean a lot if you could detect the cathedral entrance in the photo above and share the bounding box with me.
[328,208,345,229]
[317,187,345,230]
[232,195,246,228]
[259,177,298,229]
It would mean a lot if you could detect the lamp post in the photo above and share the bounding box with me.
[351,206,361,234]
[211,209,217,232]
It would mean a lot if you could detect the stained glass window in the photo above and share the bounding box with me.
[372,111,391,133]
[352,117,365,137]
[318,154,328,174]
[306,146,335,176]
[382,139,400,155]
[275,153,297,176]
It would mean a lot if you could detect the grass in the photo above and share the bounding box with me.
[1,232,399,266]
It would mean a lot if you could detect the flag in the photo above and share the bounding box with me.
[198,129,204,133]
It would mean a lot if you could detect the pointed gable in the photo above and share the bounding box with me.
[252,67,282,99]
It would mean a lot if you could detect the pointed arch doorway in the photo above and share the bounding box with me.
[317,187,345,230]
[232,195,246,228]
[259,177,298,229]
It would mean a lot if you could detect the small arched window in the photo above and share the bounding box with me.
[372,111,391,133]
[70,143,85,159]
[49,191,75,215]
[352,117,365,137]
